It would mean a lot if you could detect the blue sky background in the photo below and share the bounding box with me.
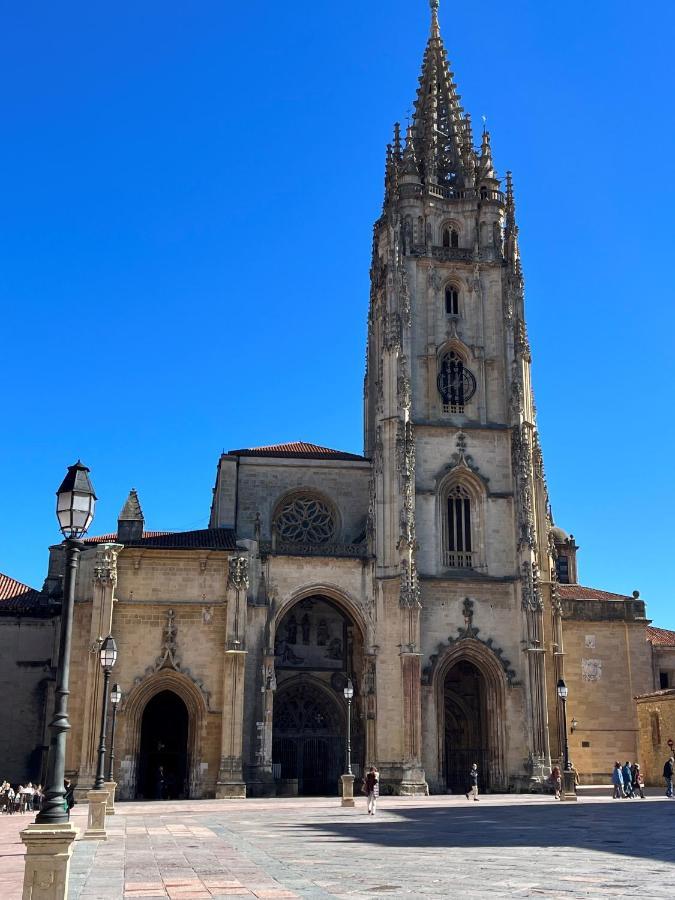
[1,1,673,623]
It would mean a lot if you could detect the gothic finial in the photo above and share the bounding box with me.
[430,0,440,37]
[393,121,402,159]
[478,128,495,180]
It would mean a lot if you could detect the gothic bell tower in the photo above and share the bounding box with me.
[365,0,555,789]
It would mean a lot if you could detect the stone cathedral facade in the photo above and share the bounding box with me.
[51,2,654,800]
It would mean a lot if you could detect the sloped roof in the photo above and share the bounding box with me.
[228,442,365,461]
[647,626,675,647]
[84,528,237,551]
[0,572,44,614]
[84,531,172,544]
[119,488,143,521]
[558,584,632,603]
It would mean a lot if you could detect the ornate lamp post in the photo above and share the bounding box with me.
[343,679,354,776]
[107,684,122,783]
[340,678,355,807]
[21,463,96,900]
[94,636,118,789]
[37,462,97,824]
[557,678,577,802]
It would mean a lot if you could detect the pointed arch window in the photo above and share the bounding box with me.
[445,285,459,316]
[437,350,477,414]
[442,226,459,249]
[445,484,473,568]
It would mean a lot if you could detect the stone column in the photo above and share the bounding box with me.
[20,822,78,900]
[215,556,249,799]
[248,649,277,797]
[76,544,123,794]
[103,781,117,814]
[340,774,355,807]
[82,789,109,840]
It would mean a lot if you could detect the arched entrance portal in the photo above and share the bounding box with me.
[271,593,366,795]
[138,690,189,799]
[273,680,344,795]
[444,660,489,793]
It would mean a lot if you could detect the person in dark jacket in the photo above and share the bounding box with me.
[622,762,633,798]
[465,763,479,801]
[632,763,645,799]
[64,780,76,819]
[663,757,674,797]
[364,767,379,816]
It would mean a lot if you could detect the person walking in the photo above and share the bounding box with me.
[663,756,674,797]
[621,762,633,798]
[611,761,624,799]
[64,779,76,819]
[549,766,562,799]
[465,763,480,801]
[364,766,379,816]
[632,764,645,799]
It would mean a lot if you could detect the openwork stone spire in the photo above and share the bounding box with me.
[410,0,470,188]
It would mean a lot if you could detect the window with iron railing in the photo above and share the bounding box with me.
[444,484,474,568]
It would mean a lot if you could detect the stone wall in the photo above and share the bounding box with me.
[560,604,652,782]
[0,615,58,784]
[636,691,675,786]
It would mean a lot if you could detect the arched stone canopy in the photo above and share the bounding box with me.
[275,583,370,645]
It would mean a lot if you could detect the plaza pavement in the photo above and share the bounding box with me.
[1,789,675,899]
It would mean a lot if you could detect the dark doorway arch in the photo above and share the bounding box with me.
[138,690,189,800]
[444,660,489,793]
[273,680,344,795]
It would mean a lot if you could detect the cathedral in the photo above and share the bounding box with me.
[37,1,655,799]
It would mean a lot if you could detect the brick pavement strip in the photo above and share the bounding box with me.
[2,793,675,898]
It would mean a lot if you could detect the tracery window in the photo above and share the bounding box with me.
[437,350,477,413]
[445,285,459,316]
[445,484,473,568]
[442,226,459,249]
[274,493,336,545]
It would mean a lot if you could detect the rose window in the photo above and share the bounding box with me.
[274,494,336,544]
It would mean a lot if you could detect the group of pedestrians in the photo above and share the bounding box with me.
[611,761,645,798]
[0,781,43,814]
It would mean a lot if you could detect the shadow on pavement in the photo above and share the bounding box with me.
[285,799,675,864]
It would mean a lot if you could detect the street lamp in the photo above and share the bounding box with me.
[36,462,96,825]
[94,635,118,789]
[556,677,577,802]
[556,678,569,771]
[107,684,122,783]
[343,678,354,776]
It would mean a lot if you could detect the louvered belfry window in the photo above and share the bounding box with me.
[445,484,473,568]
[445,286,459,315]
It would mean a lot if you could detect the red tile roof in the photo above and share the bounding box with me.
[558,584,632,602]
[84,531,172,544]
[647,626,675,647]
[84,529,238,551]
[228,442,365,461]
[0,572,44,614]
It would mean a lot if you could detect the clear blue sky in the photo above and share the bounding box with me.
[1,1,673,623]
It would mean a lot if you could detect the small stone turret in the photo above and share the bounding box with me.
[117,488,144,543]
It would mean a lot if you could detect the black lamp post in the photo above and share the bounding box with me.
[556,678,570,771]
[94,636,118,789]
[36,462,96,825]
[107,684,122,783]
[343,678,354,776]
